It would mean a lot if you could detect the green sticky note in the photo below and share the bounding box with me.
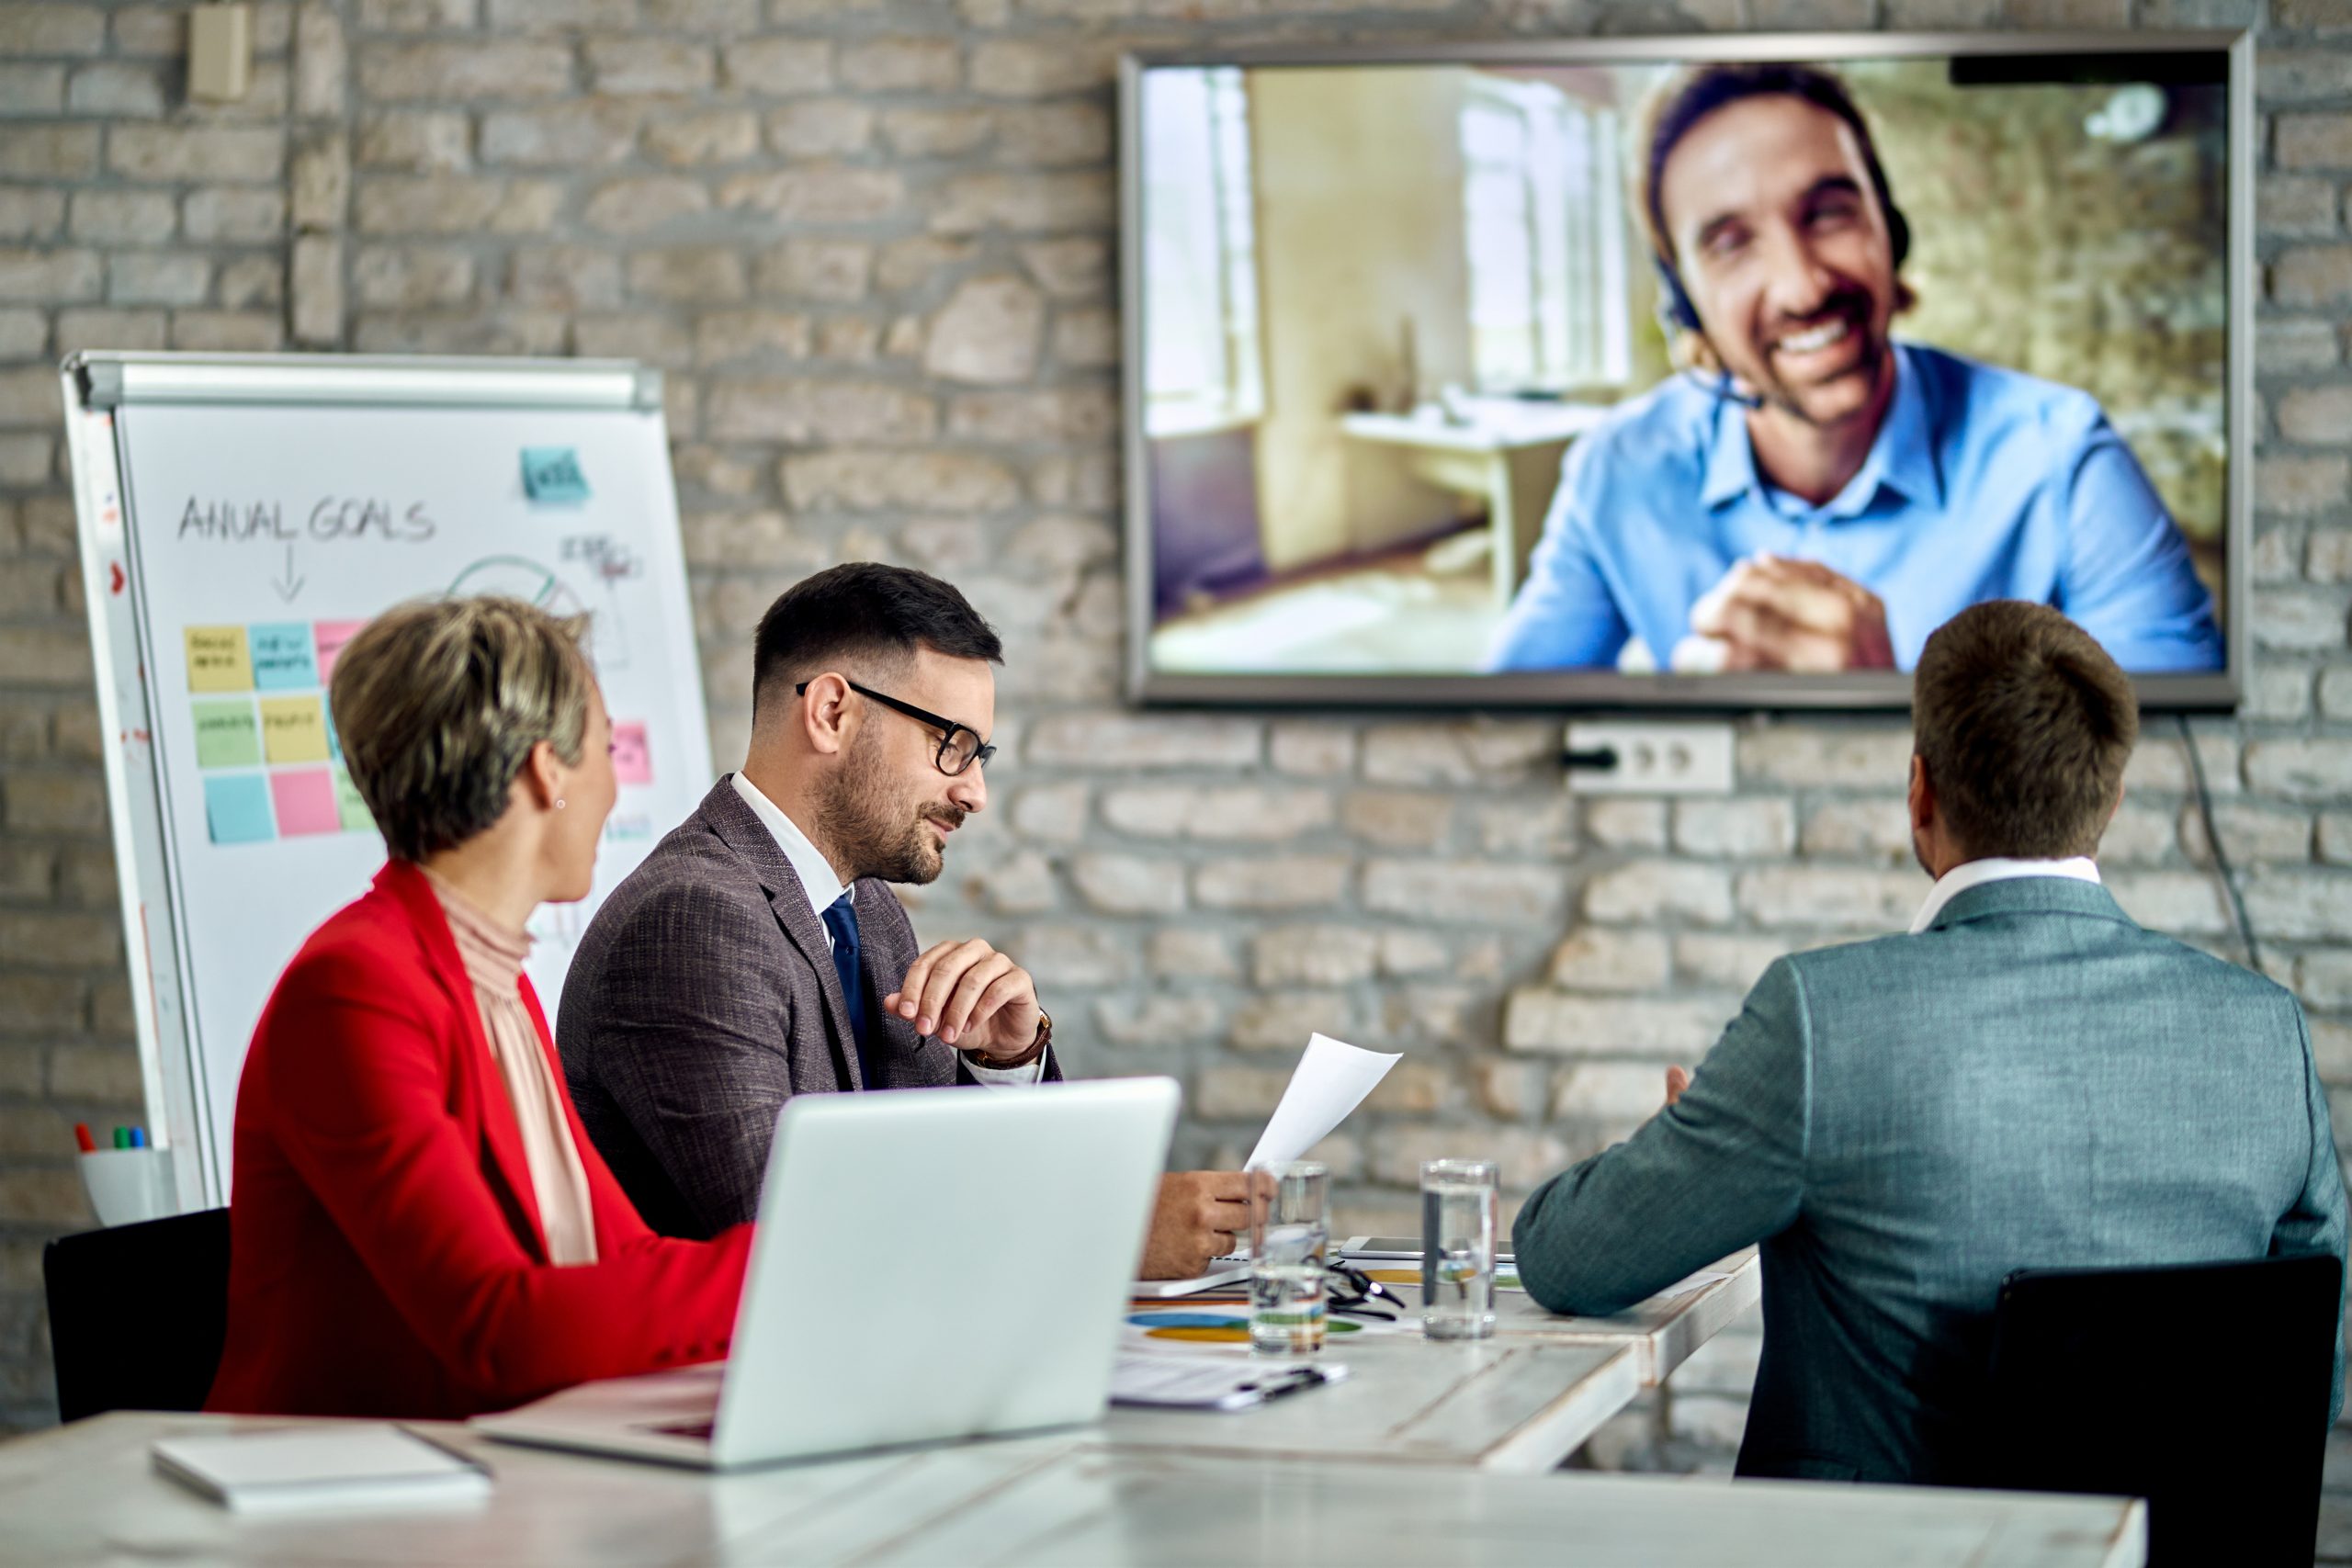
[332,767,374,833]
[521,446,590,504]
[193,700,261,769]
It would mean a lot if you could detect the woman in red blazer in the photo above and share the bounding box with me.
[207,597,752,1419]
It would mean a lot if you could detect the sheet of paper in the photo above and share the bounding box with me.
[1245,1032,1400,1169]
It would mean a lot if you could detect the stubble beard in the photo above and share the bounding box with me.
[815,735,956,886]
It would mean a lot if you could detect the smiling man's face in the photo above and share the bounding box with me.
[1658,93,1901,432]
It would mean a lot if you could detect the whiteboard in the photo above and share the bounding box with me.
[62,354,714,1206]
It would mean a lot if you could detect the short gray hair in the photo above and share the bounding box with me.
[331,595,593,862]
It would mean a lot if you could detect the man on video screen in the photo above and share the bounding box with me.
[1487,62,2222,675]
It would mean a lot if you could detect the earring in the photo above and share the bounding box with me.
[555,798,567,810]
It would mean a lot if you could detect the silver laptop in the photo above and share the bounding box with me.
[472,1077,1179,1470]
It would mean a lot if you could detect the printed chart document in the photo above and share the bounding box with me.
[1247,1032,1402,1169]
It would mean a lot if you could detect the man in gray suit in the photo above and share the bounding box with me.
[560,563,1249,1275]
[1513,601,2346,1483]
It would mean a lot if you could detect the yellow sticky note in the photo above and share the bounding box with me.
[185,626,254,693]
[258,694,329,764]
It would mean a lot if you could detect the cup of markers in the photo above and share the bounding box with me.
[74,1122,175,1227]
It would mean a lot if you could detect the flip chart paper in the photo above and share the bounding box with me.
[270,770,340,837]
[1246,1032,1402,1170]
[192,701,260,769]
[248,623,319,691]
[258,695,329,764]
[185,626,253,693]
[204,776,274,845]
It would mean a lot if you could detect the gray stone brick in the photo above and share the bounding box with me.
[641,0,758,28]
[1735,865,1920,931]
[1336,789,1450,850]
[2262,174,2344,237]
[994,102,1111,166]
[0,248,97,303]
[2263,454,2352,516]
[1227,991,1347,1052]
[765,99,874,159]
[109,126,284,183]
[968,37,1117,97]
[0,188,64,243]
[0,430,51,482]
[1548,928,1672,992]
[928,170,1112,234]
[360,41,574,101]
[720,37,832,94]
[354,307,567,355]
[2181,802,2312,867]
[839,38,959,93]
[1011,922,1130,987]
[1363,858,1563,924]
[294,1,345,118]
[1193,855,1350,912]
[290,232,342,345]
[585,38,715,96]
[1502,990,1736,1057]
[170,310,285,352]
[2246,738,2352,802]
[0,126,97,178]
[1738,724,1912,789]
[1148,928,1233,981]
[718,166,903,223]
[2257,317,2341,373]
[356,175,561,234]
[692,309,811,365]
[66,63,166,118]
[507,246,623,310]
[55,306,166,352]
[2253,588,2349,652]
[780,447,1020,512]
[582,175,709,234]
[1583,798,1668,851]
[290,133,350,229]
[1584,861,1732,926]
[644,110,761,166]
[1020,236,1108,299]
[481,103,641,165]
[0,6,107,55]
[1095,995,1222,1051]
[353,245,474,309]
[2102,871,2231,936]
[1672,797,1794,859]
[922,273,1043,385]
[183,187,285,243]
[880,106,992,158]
[1675,932,1796,992]
[356,111,471,173]
[946,387,1117,443]
[1550,1061,1673,1125]
[0,64,66,116]
[1799,797,1913,862]
[1069,852,1185,915]
[217,255,282,309]
[1101,784,1332,841]
[0,307,43,355]
[2278,383,2352,443]
[702,377,931,439]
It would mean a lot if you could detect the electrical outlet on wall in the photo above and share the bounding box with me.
[1562,721,1735,795]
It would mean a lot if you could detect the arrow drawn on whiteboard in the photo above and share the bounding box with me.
[270,544,305,604]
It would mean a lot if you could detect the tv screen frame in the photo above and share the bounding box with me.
[1117,30,2254,714]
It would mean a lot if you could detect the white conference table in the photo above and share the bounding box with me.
[0,1411,2147,1568]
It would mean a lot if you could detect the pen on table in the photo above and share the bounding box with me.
[73,1123,95,1155]
[396,1423,497,1480]
[1257,1368,1331,1404]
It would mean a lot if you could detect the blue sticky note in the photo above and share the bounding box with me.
[203,774,275,845]
[248,623,320,691]
[521,447,590,504]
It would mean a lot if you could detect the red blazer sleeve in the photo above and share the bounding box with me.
[260,944,753,1407]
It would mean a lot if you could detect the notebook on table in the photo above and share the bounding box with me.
[151,1425,491,1513]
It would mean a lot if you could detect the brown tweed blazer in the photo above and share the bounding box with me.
[558,776,1056,1240]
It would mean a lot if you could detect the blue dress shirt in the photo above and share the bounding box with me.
[1485,343,2222,673]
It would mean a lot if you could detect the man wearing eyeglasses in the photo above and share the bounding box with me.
[558,562,1250,1277]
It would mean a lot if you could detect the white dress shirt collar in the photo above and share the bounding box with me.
[730,770,846,935]
[1908,856,2101,935]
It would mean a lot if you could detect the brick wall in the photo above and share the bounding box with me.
[0,0,2344,1464]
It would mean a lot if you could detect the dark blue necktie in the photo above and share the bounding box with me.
[820,889,875,1089]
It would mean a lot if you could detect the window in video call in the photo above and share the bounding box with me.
[1128,47,2240,697]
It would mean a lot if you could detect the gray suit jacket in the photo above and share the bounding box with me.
[1513,875,2348,1484]
[559,777,1056,1240]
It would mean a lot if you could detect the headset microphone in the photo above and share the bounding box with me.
[1652,259,1765,411]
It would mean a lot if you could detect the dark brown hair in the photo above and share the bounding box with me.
[752,562,1001,720]
[1912,602,2139,861]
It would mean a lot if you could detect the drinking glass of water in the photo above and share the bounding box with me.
[1420,1158,1498,1340]
[1247,1161,1329,1357]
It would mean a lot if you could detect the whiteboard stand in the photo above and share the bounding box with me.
[61,353,707,1213]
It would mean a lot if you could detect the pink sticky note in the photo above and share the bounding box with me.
[612,721,652,785]
[270,769,341,836]
[312,620,366,684]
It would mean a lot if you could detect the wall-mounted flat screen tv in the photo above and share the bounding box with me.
[1120,34,2250,710]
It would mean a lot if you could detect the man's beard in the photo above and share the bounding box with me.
[814,736,966,886]
[1744,286,1887,427]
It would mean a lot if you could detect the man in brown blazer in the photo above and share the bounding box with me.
[560,563,1247,1275]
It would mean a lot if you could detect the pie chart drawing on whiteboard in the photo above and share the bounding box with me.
[450,555,631,671]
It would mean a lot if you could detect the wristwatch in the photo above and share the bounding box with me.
[973,1009,1051,1071]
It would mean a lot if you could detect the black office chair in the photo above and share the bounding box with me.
[42,1208,231,1422]
[1973,1252,2341,1568]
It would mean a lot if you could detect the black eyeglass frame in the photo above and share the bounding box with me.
[795,678,997,777]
